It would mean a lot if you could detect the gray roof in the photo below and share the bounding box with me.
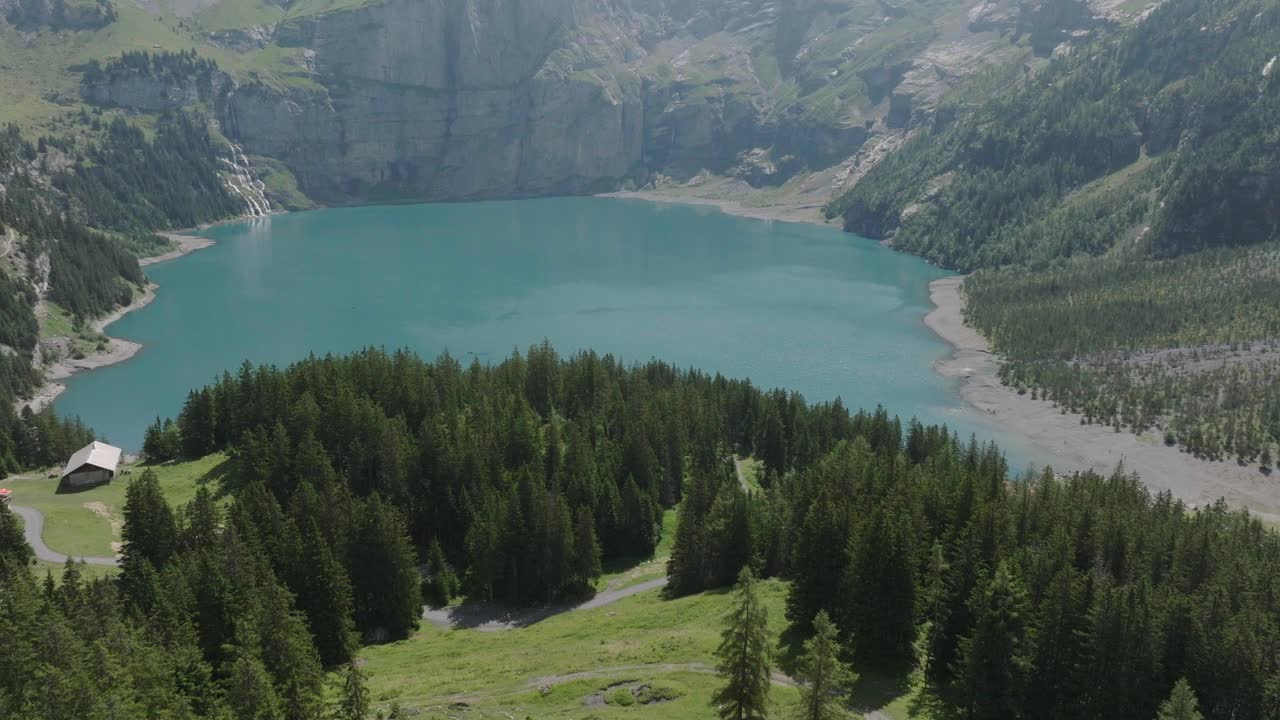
[61,441,122,479]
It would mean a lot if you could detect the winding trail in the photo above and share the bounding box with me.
[8,505,119,566]
[423,577,669,631]
[527,661,798,689]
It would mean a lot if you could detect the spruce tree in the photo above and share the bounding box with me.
[224,649,285,720]
[422,538,459,608]
[0,503,32,568]
[796,610,855,720]
[332,661,370,720]
[347,494,422,642]
[713,567,773,720]
[571,506,602,589]
[954,563,1035,720]
[121,468,177,578]
[1156,679,1203,720]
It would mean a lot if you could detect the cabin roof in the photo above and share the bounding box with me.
[61,441,123,479]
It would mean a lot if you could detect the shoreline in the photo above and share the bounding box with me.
[17,232,218,414]
[925,276,1280,523]
[597,189,839,227]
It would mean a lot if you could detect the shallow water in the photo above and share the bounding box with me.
[56,197,1026,462]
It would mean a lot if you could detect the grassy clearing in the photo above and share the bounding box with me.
[358,579,803,719]
[3,452,229,557]
[40,301,110,358]
[736,456,763,492]
[595,508,676,593]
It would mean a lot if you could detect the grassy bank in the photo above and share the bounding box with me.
[359,579,800,719]
[5,452,228,558]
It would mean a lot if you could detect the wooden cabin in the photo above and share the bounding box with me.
[61,441,123,488]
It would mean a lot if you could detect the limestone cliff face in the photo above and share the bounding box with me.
[208,0,1111,205]
[222,0,648,202]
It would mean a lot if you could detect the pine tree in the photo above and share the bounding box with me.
[331,661,370,720]
[0,503,32,569]
[571,506,602,589]
[796,610,855,720]
[347,494,422,643]
[224,649,285,720]
[1156,679,1203,720]
[422,538,459,608]
[713,567,773,720]
[121,468,177,578]
[761,404,787,478]
[954,563,1035,720]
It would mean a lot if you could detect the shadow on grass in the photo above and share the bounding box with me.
[423,575,675,631]
[195,456,235,497]
[847,671,912,714]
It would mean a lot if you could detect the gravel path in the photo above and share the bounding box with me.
[423,577,669,631]
[9,505,119,566]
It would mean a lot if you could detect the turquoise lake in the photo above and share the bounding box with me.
[56,197,1026,460]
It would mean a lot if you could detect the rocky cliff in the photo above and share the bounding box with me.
[208,0,1003,204]
[59,0,1147,207]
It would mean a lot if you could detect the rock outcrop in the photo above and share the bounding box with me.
[52,0,1123,207]
[212,0,939,204]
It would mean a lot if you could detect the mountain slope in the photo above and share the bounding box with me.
[828,0,1280,269]
[825,0,1280,465]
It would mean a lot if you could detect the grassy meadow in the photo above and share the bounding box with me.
[4,451,228,559]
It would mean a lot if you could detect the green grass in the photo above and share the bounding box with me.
[595,508,677,593]
[0,3,212,129]
[30,558,120,583]
[192,0,284,33]
[736,456,763,493]
[39,301,109,358]
[358,579,802,719]
[3,452,229,558]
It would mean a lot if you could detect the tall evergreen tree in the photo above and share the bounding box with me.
[121,468,177,580]
[347,494,421,642]
[0,503,32,569]
[1156,679,1203,720]
[713,567,773,720]
[331,662,371,720]
[796,610,855,720]
[954,563,1035,720]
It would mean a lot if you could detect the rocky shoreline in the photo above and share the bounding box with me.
[925,276,1280,523]
[17,233,217,414]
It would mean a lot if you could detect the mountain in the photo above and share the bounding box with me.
[2,0,1156,210]
[828,0,1280,269]
[825,0,1280,464]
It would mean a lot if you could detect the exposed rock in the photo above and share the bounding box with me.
[193,0,1127,205]
[206,24,275,52]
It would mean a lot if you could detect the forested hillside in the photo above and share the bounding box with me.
[0,102,246,472]
[3,345,1278,718]
[829,0,1280,269]
[965,247,1280,462]
[827,0,1280,463]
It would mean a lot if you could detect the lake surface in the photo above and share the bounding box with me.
[57,197,1026,461]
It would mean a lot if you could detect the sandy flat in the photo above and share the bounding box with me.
[926,276,1280,523]
[16,233,216,413]
[598,190,839,226]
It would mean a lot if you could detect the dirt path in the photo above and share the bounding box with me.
[423,577,669,632]
[926,276,1280,522]
[734,457,751,492]
[8,504,119,566]
[527,661,798,690]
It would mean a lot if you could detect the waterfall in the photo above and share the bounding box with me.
[221,143,271,217]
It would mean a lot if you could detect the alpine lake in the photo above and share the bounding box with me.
[56,197,1029,464]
